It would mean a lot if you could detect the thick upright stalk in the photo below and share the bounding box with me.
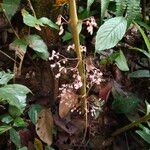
[69,0,86,103]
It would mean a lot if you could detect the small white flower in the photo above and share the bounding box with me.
[59,25,64,35]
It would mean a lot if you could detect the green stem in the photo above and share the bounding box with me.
[112,114,150,137]
[69,0,86,103]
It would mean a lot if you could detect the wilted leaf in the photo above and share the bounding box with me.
[26,35,49,60]
[115,50,129,71]
[34,138,43,150]
[59,89,78,118]
[28,104,43,124]
[0,71,14,85]
[129,70,150,78]
[95,17,127,52]
[9,128,21,148]
[112,95,139,113]
[1,0,21,19]
[36,109,53,145]
[0,84,31,112]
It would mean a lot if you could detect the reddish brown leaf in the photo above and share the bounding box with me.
[36,108,53,145]
[99,81,112,101]
[59,89,78,118]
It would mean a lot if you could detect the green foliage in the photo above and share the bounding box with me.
[13,117,26,127]
[87,0,94,15]
[9,128,21,148]
[0,125,12,134]
[116,0,127,16]
[0,114,13,124]
[136,124,150,144]
[129,70,150,78]
[22,9,58,30]
[112,95,139,113]
[95,17,127,52]
[0,71,14,85]
[115,0,141,25]
[101,0,110,20]
[115,50,129,71]
[26,35,49,60]
[1,0,21,19]
[0,84,31,113]
[28,104,42,124]
[126,0,141,25]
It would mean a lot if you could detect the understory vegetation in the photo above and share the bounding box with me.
[0,0,150,149]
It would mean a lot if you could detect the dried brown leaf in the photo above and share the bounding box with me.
[59,89,78,118]
[36,108,53,145]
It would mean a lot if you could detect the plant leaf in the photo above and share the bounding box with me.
[18,147,28,150]
[95,17,127,52]
[9,128,21,148]
[28,104,42,124]
[0,114,13,124]
[36,108,54,145]
[0,71,14,85]
[0,125,12,134]
[59,89,78,118]
[115,50,129,71]
[39,17,59,30]
[87,0,94,14]
[101,0,110,20]
[129,70,150,78]
[1,0,21,19]
[135,22,150,53]
[34,138,43,150]
[26,35,49,60]
[21,9,42,30]
[136,125,150,144]
[112,95,139,113]
[13,117,26,127]
[0,84,31,112]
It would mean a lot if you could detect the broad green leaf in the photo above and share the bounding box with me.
[0,114,13,124]
[115,50,129,71]
[87,0,94,14]
[136,125,150,144]
[9,128,21,148]
[0,125,12,134]
[101,0,110,20]
[1,115,13,124]
[26,35,49,60]
[10,39,28,56]
[9,105,22,118]
[112,95,139,113]
[28,104,42,124]
[135,22,150,53]
[129,70,150,78]
[95,17,127,52]
[0,84,31,112]
[0,71,14,85]
[62,32,72,42]
[1,0,21,19]
[13,117,26,127]
[39,17,59,30]
[22,9,43,30]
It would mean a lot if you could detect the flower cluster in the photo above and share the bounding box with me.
[85,16,97,35]
[67,44,86,52]
[88,68,103,85]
